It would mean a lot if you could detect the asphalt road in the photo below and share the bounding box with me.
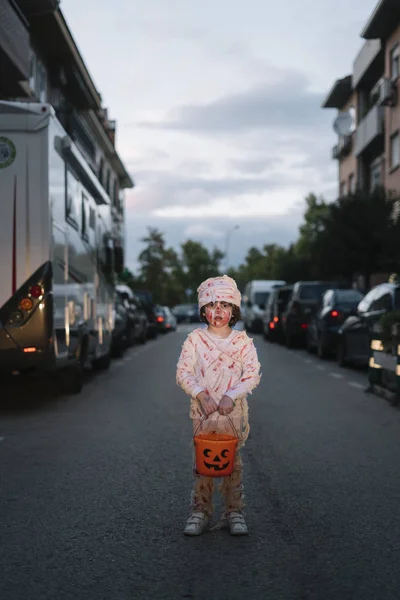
[2,325,400,600]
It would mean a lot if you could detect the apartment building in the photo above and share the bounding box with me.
[0,0,133,249]
[323,0,400,198]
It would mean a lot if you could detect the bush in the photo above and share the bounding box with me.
[378,311,400,346]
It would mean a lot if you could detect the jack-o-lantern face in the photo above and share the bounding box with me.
[203,448,231,471]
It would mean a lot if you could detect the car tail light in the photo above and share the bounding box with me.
[157,316,164,323]
[29,285,43,299]
[301,323,308,329]
[269,322,275,329]
[274,316,279,322]
[330,310,343,321]
[23,347,37,353]
[19,298,33,311]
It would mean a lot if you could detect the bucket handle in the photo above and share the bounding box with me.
[193,413,239,439]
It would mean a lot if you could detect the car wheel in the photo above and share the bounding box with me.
[317,336,328,360]
[306,332,315,354]
[111,337,125,358]
[285,331,295,348]
[337,337,349,367]
[93,352,111,371]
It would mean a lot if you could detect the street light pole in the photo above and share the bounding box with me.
[225,225,239,273]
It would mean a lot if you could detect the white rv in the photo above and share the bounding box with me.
[0,101,123,392]
[243,279,286,333]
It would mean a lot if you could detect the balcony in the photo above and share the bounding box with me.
[354,105,384,157]
[0,0,30,95]
[353,40,383,89]
[332,135,353,160]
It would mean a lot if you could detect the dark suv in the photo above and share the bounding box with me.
[115,285,149,345]
[132,289,158,340]
[337,283,400,367]
[282,281,339,347]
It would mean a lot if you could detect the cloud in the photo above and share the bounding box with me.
[229,157,281,174]
[139,69,327,135]
[125,162,332,216]
[124,211,305,274]
[183,224,224,240]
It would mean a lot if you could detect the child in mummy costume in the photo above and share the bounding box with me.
[176,275,261,535]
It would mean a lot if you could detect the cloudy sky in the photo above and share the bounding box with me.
[64,0,378,271]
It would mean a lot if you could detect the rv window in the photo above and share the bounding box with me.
[89,207,96,230]
[66,169,80,230]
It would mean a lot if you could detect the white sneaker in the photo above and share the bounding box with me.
[227,511,248,535]
[184,512,209,536]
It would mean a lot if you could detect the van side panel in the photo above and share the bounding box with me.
[0,126,50,309]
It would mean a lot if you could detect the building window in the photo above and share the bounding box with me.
[113,179,119,207]
[340,181,347,197]
[370,160,382,190]
[105,170,111,195]
[391,44,400,80]
[390,132,400,169]
[349,173,356,194]
[29,52,47,102]
[98,158,104,186]
[81,193,89,240]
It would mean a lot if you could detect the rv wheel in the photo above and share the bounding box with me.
[58,362,84,395]
[93,352,111,371]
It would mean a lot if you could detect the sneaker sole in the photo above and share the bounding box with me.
[230,529,249,536]
[183,521,209,536]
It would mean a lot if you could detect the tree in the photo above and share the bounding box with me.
[294,192,330,279]
[316,187,400,289]
[137,227,178,304]
[118,267,138,289]
[179,240,223,300]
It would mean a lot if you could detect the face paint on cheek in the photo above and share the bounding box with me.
[205,306,232,327]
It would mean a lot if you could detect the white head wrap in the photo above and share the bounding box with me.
[197,275,241,309]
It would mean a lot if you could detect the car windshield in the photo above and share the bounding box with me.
[335,290,364,305]
[254,292,269,307]
[278,289,292,303]
[299,284,331,300]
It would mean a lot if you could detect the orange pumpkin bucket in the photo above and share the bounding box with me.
[194,416,239,477]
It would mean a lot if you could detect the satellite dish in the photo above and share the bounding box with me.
[333,112,353,136]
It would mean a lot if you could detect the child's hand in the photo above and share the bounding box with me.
[197,392,218,416]
[218,395,234,416]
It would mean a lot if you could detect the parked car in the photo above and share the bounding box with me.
[163,306,177,331]
[282,281,339,347]
[155,306,177,333]
[243,280,286,333]
[172,303,200,323]
[111,296,130,358]
[133,290,159,339]
[337,283,400,367]
[307,288,364,358]
[263,285,293,342]
[116,285,148,345]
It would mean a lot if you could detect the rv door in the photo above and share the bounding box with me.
[52,221,69,359]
